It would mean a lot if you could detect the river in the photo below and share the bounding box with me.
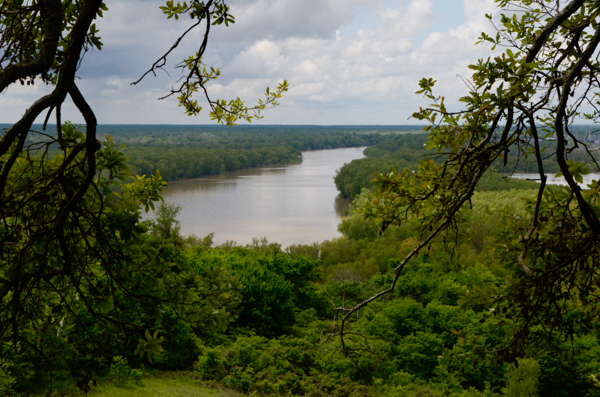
[511,172,600,186]
[154,146,366,247]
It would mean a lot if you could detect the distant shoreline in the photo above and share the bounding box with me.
[510,172,600,186]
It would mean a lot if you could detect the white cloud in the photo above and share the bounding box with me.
[218,0,364,41]
[0,0,503,124]
[202,0,500,124]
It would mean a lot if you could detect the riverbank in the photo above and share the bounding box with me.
[102,124,408,183]
[125,145,303,182]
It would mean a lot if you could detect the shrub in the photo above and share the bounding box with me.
[108,356,132,386]
[504,358,540,397]
[0,361,16,396]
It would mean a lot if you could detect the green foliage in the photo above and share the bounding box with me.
[236,263,296,336]
[0,126,239,393]
[188,247,326,337]
[5,4,600,396]
[90,124,406,151]
[334,134,541,201]
[309,185,600,395]
[130,368,145,386]
[134,330,165,364]
[109,356,133,386]
[1,5,292,389]
[23,124,411,183]
[0,0,107,85]
[284,242,321,260]
[378,0,600,364]
[135,0,288,124]
[9,178,600,396]
[152,309,201,368]
[193,333,376,396]
[186,240,507,396]
[334,133,429,200]
[148,203,183,241]
[337,189,380,241]
[0,360,16,396]
[126,145,301,181]
[503,358,540,397]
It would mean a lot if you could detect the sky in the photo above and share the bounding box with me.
[0,0,502,125]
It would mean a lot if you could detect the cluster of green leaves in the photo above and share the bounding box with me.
[132,0,289,125]
[384,0,600,360]
[108,356,143,386]
[186,245,327,338]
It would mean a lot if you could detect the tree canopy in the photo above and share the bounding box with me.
[4,0,600,394]
[338,0,600,361]
[0,0,286,390]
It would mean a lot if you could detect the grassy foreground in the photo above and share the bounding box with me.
[85,372,242,397]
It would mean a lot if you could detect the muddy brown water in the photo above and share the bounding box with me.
[150,146,366,247]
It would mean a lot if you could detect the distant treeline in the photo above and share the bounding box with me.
[115,125,415,180]
[126,146,301,181]
[334,133,556,200]
[113,125,424,181]
[9,124,427,181]
[7,123,595,184]
[97,124,423,150]
[496,138,593,173]
[11,124,423,150]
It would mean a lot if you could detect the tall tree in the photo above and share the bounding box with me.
[339,0,600,360]
[0,0,284,389]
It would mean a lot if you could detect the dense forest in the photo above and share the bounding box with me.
[2,125,600,396]
[334,132,597,201]
[10,123,597,184]
[5,0,600,396]
[1,124,420,182]
[118,125,401,181]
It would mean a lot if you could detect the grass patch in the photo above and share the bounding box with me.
[85,372,242,397]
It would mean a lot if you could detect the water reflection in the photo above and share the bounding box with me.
[257,167,289,175]
[154,147,366,247]
[334,194,351,217]
[511,172,600,186]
